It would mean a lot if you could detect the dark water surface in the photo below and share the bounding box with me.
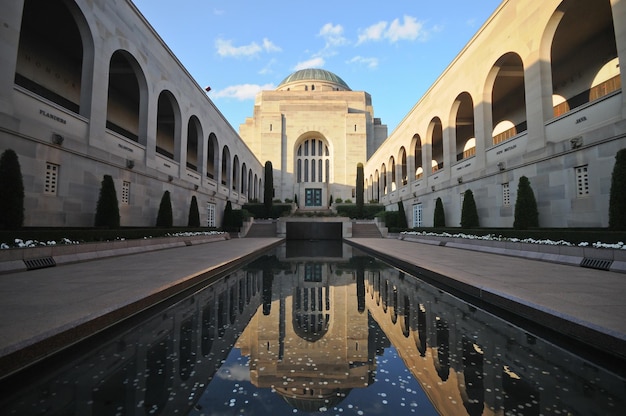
[1,242,624,415]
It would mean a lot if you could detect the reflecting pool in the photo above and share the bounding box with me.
[1,242,624,415]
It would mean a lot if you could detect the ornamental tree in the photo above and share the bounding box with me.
[156,190,173,227]
[514,176,539,230]
[188,195,200,227]
[94,174,120,228]
[609,149,626,230]
[460,189,479,228]
[263,161,273,218]
[356,163,364,218]
[0,149,25,229]
[434,197,445,228]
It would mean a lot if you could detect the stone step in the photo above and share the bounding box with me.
[351,223,382,238]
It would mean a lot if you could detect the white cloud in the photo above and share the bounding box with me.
[215,37,281,58]
[294,57,325,71]
[357,21,388,44]
[318,23,348,47]
[347,56,379,69]
[357,15,429,44]
[386,15,425,42]
[212,83,275,100]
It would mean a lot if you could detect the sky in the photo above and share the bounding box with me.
[131,0,502,135]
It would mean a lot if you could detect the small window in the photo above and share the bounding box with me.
[44,163,59,195]
[121,181,130,205]
[502,182,510,206]
[207,203,216,227]
[575,165,589,197]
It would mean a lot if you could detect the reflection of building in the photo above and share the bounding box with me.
[365,266,624,415]
[237,250,388,412]
[1,0,263,227]
[366,0,625,227]
[239,69,388,208]
[0,269,262,415]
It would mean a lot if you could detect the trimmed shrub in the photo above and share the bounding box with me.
[461,189,479,228]
[188,195,200,227]
[264,161,273,217]
[609,149,626,230]
[94,174,120,228]
[434,197,445,228]
[156,190,173,227]
[336,204,383,219]
[0,149,25,229]
[222,200,234,231]
[243,203,291,219]
[329,194,333,205]
[356,163,364,218]
[514,176,539,230]
[397,200,408,229]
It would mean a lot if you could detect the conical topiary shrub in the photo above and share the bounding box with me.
[609,149,626,230]
[94,174,120,228]
[434,197,445,228]
[356,163,364,218]
[156,190,173,227]
[460,189,479,228]
[222,200,234,231]
[397,200,408,229]
[513,176,539,230]
[264,161,273,218]
[0,149,25,229]
[188,195,200,227]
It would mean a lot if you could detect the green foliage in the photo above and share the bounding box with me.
[356,163,364,218]
[514,176,539,230]
[264,161,273,217]
[243,203,291,219]
[460,189,479,228]
[0,149,25,229]
[329,195,333,205]
[335,204,383,219]
[222,200,235,231]
[188,195,200,227]
[94,174,120,228]
[397,201,408,229]
[294,194,298,207]
[335,198,343,203]
[156,190,173,227]
[434,197,445,227]
[609,149,626,230]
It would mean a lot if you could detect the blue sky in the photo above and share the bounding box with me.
[132,0,502,134]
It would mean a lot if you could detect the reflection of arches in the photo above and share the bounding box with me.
[179,316,195,380]
[293,282,330,342]
[412,303,427,357]
[201,303,215,356]
[435,317,450,381]
[548,0,620,117]
[460,336,485,416]
[488,53,527,145]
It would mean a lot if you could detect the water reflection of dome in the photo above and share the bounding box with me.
[277,387,352,412]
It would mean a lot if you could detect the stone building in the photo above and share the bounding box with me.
[0,0,263,228]
[365,0,626,228]
[239,68,387,209]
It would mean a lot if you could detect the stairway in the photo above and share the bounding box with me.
[245,222,276,237]
[351,222,382,238]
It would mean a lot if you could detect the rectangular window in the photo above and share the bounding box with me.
[121,181,130,205]
[412,203,423,227]
[502,182,510,206]
[575,165,589,197]
[207,203,216,227]
[44,163,59,195]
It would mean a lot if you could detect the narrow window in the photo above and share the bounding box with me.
[121,181,130,205]
[354,124,357,132]
[304,159,309,182]
[502,183,510,206]
[269,124,272,132]
[44,163,59,195]
[311,159,316,183]
[207,203,216,227]
[575,165,589,197]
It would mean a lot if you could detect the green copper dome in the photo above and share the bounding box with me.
[278,68,350,90]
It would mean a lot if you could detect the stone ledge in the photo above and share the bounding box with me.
[399,234,625,273]
[0,233,229,274]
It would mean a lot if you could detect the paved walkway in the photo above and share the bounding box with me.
[345,238,626,360]
[1,236,624,378]
[0,237,284,378]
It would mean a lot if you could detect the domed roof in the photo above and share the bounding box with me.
[277,68,350,90]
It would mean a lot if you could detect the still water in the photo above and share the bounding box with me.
[1,242,624,415]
